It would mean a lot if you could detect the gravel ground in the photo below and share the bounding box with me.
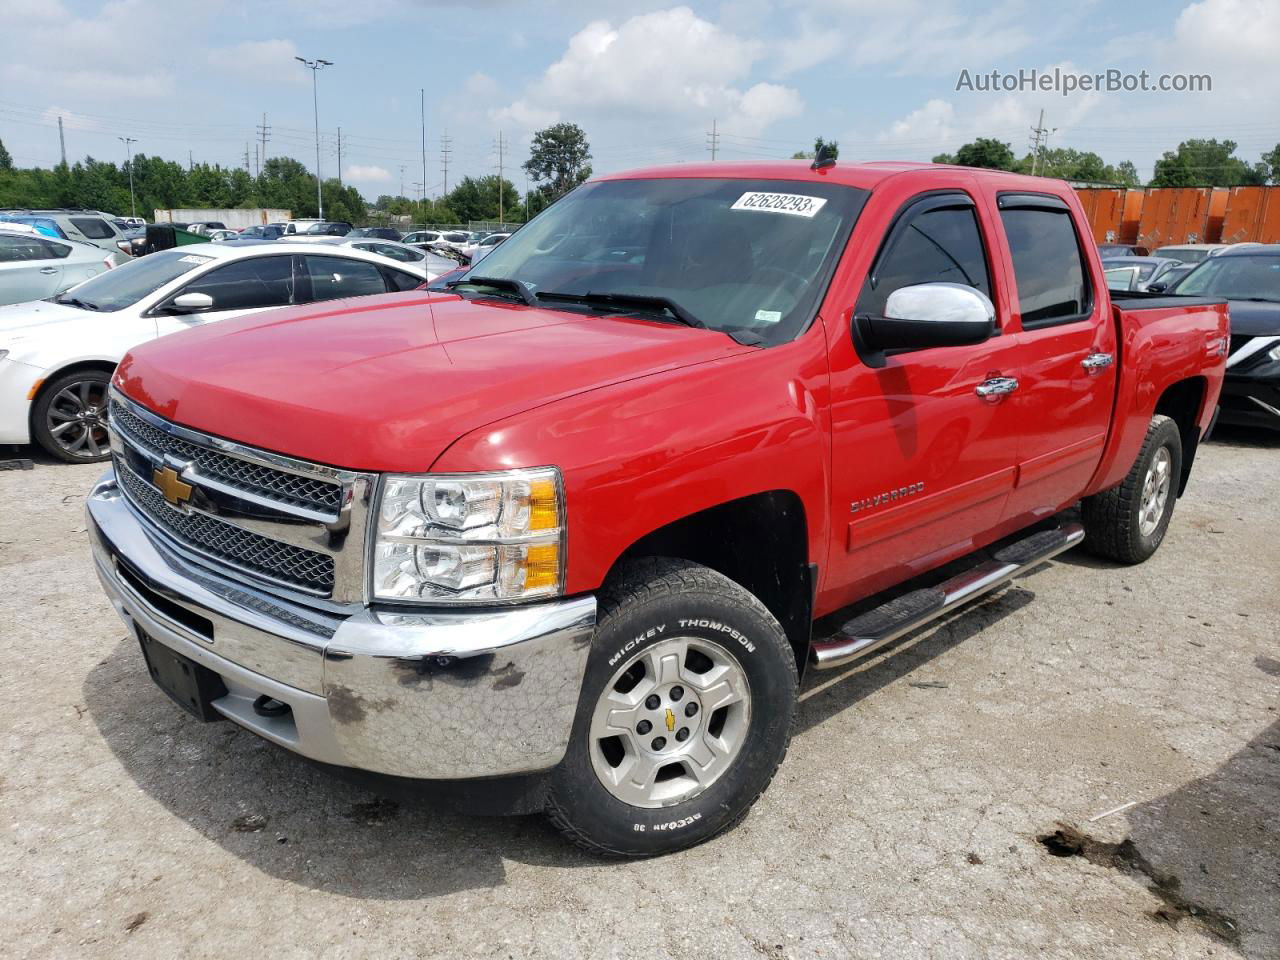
[1,427,1276,960]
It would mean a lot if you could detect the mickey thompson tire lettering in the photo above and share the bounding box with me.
[545,557,798,858]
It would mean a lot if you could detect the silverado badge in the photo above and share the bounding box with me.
[153,466,193,506]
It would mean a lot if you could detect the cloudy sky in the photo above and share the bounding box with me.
[1,0,1276,200]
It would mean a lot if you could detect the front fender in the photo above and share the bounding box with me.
[429,332,833,595]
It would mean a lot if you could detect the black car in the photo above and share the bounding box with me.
[1169,245,1280,431]
[348,226,402,241]
[304,221,353,236]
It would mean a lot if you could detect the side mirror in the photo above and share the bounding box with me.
[1147,281,1167,294]
[854,282,995,367]
[170,291,214,313]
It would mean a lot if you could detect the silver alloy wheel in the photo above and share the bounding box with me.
[588,636,751,809]
[46,379,110,459]
[1139,445,1173,537]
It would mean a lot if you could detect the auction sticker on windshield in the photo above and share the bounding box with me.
[731,192,827,218]
[178,255,213,264]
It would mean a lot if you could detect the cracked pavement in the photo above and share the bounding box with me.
[1,426,1276,959]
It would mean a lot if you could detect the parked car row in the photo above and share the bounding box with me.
[0,241,452,461]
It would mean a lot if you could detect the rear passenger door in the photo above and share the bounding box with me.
[992,193,1117,524]
[0,234,64,303]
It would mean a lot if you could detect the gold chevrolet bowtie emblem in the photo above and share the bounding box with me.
[665,708,676,732]
[152,466,193,506]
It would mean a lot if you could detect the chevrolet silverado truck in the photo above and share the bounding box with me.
[87,161,1229,857]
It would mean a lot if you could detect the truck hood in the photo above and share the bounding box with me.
[115,291,748,472]
[1224,298,1280,337]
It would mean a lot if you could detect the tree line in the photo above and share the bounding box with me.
[929,136,1280,187]
[0,122,597,226]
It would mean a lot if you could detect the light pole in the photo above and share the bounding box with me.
[295,56,333,219]
[118,136,137,218]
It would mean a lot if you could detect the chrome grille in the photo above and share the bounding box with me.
[109,398,342,514]
[117,462,336,594]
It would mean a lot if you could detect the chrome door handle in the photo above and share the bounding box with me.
[39,266,58,274]
[1082,352,1114,372]
[976,377,1019,397]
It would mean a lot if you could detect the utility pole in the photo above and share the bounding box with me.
[57,115,67,167]
[336,127,343,187]
[707,118,720,161]
[255,112,271,177]
[420,89,428,203]
[118,136,137,218]
[495,130,505,223]
[296,56,334,219]
[1029,109,1056,177]
[399,165,406,199]
[524,170,530,222]
[188,150,192,172]
[244,142,251,174]
[440,131,452,196]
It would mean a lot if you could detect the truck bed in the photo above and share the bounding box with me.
[1085,295,1229,498]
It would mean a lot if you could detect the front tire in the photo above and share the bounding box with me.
[31,369,113,463]
[546,558,797,857]
[1081,414,1182,564]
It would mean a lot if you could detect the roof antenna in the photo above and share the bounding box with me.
[811,142,836,171]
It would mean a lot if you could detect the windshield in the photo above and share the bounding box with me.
[54,249,214,311]
[1172,254,1280,301]
[465,177,868,345]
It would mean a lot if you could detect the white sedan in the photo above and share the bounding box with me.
[0,241,435,462]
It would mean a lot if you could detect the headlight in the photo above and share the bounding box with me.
[372,467,564,604]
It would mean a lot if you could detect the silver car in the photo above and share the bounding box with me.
[277,235,457,277]
[0,226,114,306]
[0,210,130,265]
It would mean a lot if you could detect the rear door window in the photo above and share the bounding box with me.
[173,255,295,310]
[70,217,116,239]
[301,255,388,301]
[0,235,53,261]
[998,202,1091,326]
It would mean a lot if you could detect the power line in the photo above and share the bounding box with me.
[1029,109,1057,177]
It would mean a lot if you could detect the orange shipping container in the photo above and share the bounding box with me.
[1120,189,1143,245]
[1075,188,1127,244]
[1220,186,1280,244]
[1137,188,1228,249]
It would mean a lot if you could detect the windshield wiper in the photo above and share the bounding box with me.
[536,291,705,328]
[445,275,537,306]
[54,295,100,311]
[536,290,769,346]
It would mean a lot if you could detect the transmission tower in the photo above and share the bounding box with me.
[255,113,271,177]
[440,132,453,196]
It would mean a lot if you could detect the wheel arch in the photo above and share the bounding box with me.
[606,490,815,676]
[1153,376,1206,496]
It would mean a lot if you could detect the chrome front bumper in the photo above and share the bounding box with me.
[87,470,597,780]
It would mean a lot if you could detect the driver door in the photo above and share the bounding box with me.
[823,187,1023,608]
[152,254,297,337]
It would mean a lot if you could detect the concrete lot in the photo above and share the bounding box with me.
[1,428,1276,960]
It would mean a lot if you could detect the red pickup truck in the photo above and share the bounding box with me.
[88,161,1228,857]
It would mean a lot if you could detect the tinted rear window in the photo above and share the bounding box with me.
[1000,208,1090,325]
[71,217,116,239]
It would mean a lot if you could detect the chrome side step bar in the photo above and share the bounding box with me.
[811,523,1085,670]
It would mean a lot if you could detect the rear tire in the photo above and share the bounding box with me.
[1081,414,1182,564]
[546,558,797,857]
[31,369,113,463]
